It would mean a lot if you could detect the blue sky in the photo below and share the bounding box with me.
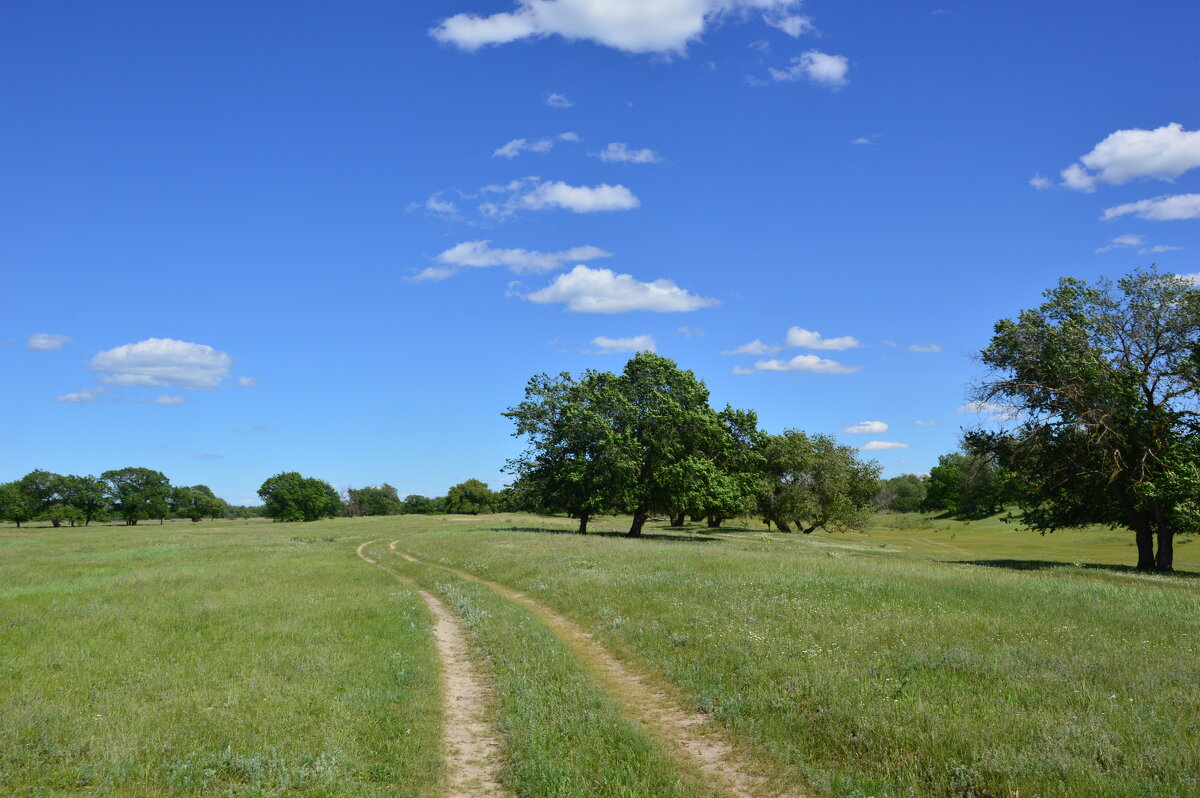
[3,1,1197,505]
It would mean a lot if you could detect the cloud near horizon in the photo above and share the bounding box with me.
[523,265,719,313]
[431,0,812,55]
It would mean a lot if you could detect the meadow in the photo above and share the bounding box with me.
[2,513,1197,797]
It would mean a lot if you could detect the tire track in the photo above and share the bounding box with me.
[356,540,507,798]
[387,541,804,798]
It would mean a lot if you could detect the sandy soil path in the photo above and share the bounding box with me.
[356,540,507,798]
[388,541,804,798]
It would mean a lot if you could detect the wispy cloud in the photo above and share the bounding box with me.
[591,142,662,164]
[914,420,938,427]
[420,240,612,280]
[844,421,888,434]
[545,92,573,108]
[860,440,909,451]
[591,334,656,353]
[786,327,861,351]
[907,343,942,353]
[1101,193,1200,222]
[54,388,106,404]
[722,338,781,356]
[1095,233,1181,255]
[494,131,580,158]
[28,333,72,352]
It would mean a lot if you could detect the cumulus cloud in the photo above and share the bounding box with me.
[1101,194,1200,222]
[786,326,860,351]
[591,334,656,353]
[722,338,780,355]
[90,338,232,389]
[431,0,810,55]
[769,51,849,87]
[426,240,612,280]
[478,177,641,218]
[752,354,861,374]
[28,333,72,352]
[907,343,943,353]
[545,92,574,108]
[524,265,719,313]
[844,420,888,434]
[860,441,909,451]
[54,388,105,403]
[494,131,580,158]
[592,142,662,164]
[1059,123,1200,192]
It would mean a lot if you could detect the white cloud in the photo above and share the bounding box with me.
[477,178,641,218]
[769,50,849,87]
[431,0,810,55]
[28,333,71,352]
[851,136,876,146]
[907,343,942,353]
[545,92,574,108]
[90,338,232,389]
[914,420,938,427]
[785,326,861,351]
[431,240,612,278]
[957,400,1020,421]
[1094,234,1180,255]
[137,394,186,405]
[592,142,662,164]
[860,441,909,451]
[722,338,780,355]
[1101,193,1200,222]
[524,265,719,313]
[732,365,756,375]
[677,326,704,338]
[236,376,258,388]
[1029,174,1052,190]
[591,334,656,353]
[844,420,888,434]
[753,354,861,374]
[764,12,813,37]
[494,132,580,158]
[1142,244,1182,254]
[1059,123,1200,192]
[54,388,105,403]
[408,266,458,282]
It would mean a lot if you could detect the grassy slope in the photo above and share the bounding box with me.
[0,522,442,797]
[392,513,1200,798]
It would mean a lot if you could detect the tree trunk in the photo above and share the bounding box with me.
[802,524,817,534]
[51,520,61,528]
[1155,529,1174,572]
[775,520,792,533]
[628,509,648,537]
[669,513,686,527]
[1135,522,1155,571]
[578,512,589,535]
[707,515,722,528]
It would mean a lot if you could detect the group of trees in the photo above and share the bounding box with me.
[0,467,229,527]
[504,352,881,536]
[258,475,503,522]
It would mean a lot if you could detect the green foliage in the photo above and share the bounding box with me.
[257,472,342,522]
[345,484,404,517]
[402,494,438,514]
[53,474,109,526]
[172,485,227,522]
[43,502,85,528]
[757,430,880,533]
[921,452,1009,517]
[444,478,497,515]
[874,473,927,513]
[969,267,1200,570]
[0,481,37,528]
[102,467,172,526]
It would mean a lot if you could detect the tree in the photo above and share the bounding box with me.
[346,484,404,516]
[0,482,37,528]
[0,470,61,527]
[172,485,226,522]
[54,474,108,526]
[444,479,497,515]
[257,472,342,522]
[758,431,880,533]
[102,467,172,526]
[403,494,437,514]
[968,267,1200,571]
[874,474,927,513]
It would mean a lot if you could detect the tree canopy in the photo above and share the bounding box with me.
[967,267,1200,571]
[257,472,342,522]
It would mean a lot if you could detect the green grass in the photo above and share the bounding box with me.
[365,540,720,798]
[389,513,1200,798]
[3,513,1198,797]
[0,521,442,797]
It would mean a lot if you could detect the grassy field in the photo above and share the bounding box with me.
[3,513,1198,797]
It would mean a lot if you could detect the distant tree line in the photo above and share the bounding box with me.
[503,352,882,536]
[0,467,231,527]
